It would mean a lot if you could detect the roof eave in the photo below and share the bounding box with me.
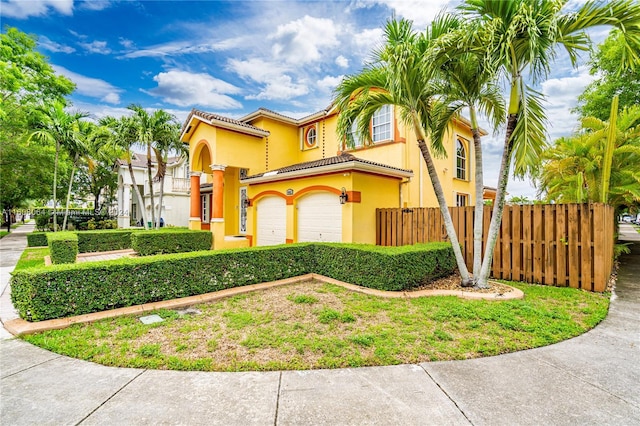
[181,112,270,141]
[240,161,413,184]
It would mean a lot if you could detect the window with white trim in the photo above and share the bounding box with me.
[348,120,363,148]
[372,105,392,143]
[456,138,467,180]
[456,193,468,207]
[305,126,317,147]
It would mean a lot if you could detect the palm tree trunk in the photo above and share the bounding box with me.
[411,112,471,285]
[147,144,156,229]
[470,114,485,286]
[477,113,518,286]
[52,141,59,232]
[128,161,148,229]
[156,175,165,229]
[62,156,78,230]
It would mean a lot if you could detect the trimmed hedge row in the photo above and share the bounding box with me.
[77,230,132,253]
[132,230,213,256]
[47,232,78,265]
[10,242,455,321]
[27,232,48,247]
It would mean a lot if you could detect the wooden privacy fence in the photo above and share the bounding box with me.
[376,204,615,292]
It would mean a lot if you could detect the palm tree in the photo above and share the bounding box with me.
[128,105,178,229]
[99,115,149,229]
[153,122,184,229]
[61,119,94,230]
[540,104,640,212]
[427,14,506,285]
[334,18,473,285]
[455,0,640,287]
[29,101,87,231]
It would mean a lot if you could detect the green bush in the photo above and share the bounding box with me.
[313,242,456,291]
[27,232,48,247]
[47,232,78,265]
[77,230,133,253]
[10,242,455,321]
[131,230,213,256]
[34,213,50,231]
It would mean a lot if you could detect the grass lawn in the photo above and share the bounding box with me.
[15,247,49,270]
[21,279,609,372]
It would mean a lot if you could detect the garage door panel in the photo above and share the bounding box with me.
[256,196,286,246]
[297,192,342,243]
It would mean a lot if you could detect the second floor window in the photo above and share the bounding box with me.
[305,126,317,147]
[456,138,467,180]
[348,120,363,148]
[372,105,392,143]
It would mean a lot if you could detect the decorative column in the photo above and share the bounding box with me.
[210,164,226,220]
[209,164,226,250]
[189,171,202,230]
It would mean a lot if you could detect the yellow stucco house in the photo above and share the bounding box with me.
[180,105,480,249]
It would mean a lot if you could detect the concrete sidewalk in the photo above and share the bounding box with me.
[1,225,639,425]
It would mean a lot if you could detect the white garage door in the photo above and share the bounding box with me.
[256,196,287,246]
[297,192,342,243]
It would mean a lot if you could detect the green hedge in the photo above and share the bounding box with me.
[27,232,48,247]
[131,230,213,256]
[47,232,78,265]
[313,242,456,291]
[77,230,132,253]
[10,242,455,321]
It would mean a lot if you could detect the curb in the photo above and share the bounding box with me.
[4,274,523,336]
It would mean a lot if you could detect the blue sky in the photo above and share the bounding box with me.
[1,0,611,198]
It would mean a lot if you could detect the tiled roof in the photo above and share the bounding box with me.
[181,108,268,136]
[244,152,412,179]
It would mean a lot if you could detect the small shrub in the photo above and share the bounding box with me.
[34,213,50,231]
[131,230,212,256]
[47,232,78,265]
[27,232,48,247]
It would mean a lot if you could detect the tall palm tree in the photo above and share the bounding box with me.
[427,14,506,286]
[153,121,184,229]
[456,0,640,287]
[29,101,87,231]
[99,115,149,229]
[334,18,473,285]
[128,105,177,229]
[61,119,94,230]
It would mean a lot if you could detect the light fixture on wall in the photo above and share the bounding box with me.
[242,198,251,208]
[339,187,348,204]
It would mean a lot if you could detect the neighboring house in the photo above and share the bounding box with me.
[180,105,482,249]
[115,154,190,228]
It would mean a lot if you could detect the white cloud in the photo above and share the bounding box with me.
[144,70,242,109]
[77,0,112,11]
[119,38,134,49]
[246,75,309,101]
[227,58,289,83]
[79,40,111,55]
[52,65,123,104]
[359,0,452,28]
[541,67,595,140]
[39,36,76,54]
[353,27,384,58]
[335,55,349,68]
[270,15,340,64]
[317,75,343,93]
[0,0,73,18]
[121,38,243,59]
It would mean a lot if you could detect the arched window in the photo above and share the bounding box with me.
[372,105,392,142]
[348,120,363,148]
[456,138,467,180]
[305,126,317,147]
